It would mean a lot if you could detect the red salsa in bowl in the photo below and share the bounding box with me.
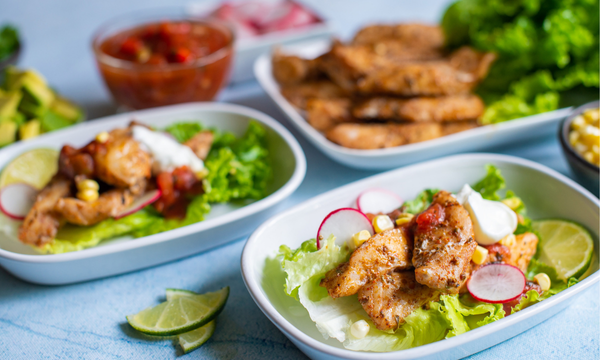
[93,15,234,109]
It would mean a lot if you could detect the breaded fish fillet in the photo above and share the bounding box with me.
[280,80,347,109]
[272,49,322,85]
[55,189,134,226]
[306,98,353,131]
[353,94,485,122]
[352,23,445,50]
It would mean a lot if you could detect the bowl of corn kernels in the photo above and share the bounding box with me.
[560,100,599,196]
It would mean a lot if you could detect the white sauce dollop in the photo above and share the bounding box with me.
[455,184,517,245]
[132,125,204,174]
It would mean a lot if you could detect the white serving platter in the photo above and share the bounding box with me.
[241,153,599,360]
[254,39,573,170]
[0,102,306,285]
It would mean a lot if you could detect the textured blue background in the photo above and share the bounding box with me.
[0,1,598,359]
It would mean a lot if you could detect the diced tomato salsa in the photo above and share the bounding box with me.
[154,165,203,220]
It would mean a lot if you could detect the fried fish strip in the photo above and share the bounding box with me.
[18,175,71,246]
[280,80,347,109]
[272,49,322,85]
[358,271,440,330]
[325,123,440,149]
[306,98,353,131]
[352,23,445,50]
[320,228,413,299]
[184,130,214,160]
[353,94,485,122]
[412,191,477,293]
[54,189,134,226]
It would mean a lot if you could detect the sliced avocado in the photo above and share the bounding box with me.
[0,121,17,146]
[0,111,26,126]
[50,97,81,122]
[2,66,20,90]
[18,98,45,118]
[0,90,22,118]
[41,110,71,132]
[6,68,47,91]
[21,77,55,107]
[19,119,41,140]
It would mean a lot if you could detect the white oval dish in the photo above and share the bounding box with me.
[0,102,306,285]
[241,153,599,360]
[254,39,573,170]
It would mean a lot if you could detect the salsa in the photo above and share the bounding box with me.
[95,20,234,109]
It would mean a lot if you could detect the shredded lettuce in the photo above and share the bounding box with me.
[401,189,439,214]
[472,164,506,201]
[163,122,204,143]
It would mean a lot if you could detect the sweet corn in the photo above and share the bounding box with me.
[352,230,371,248]
[570,108,600,166]
[533,273,551,291]
[195,168,209,179]
[501,197,522,211]
[372,215,394,233]
[350,320,370,339]
[77,189,99,202]
[499,233,516,247]
[96,131,109,143]
[472,245,489,265]
[395,213,414,226]
[77,179,99,191]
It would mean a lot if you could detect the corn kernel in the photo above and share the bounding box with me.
[350,320,370,339]
[77,189,99,202]
[77,179,99,191]
[533,273,551,291]
[195,168,209,179]
[499,233,516,247]
[352,230,372,248]
[569,131,580,146]
[472,245,488,265]
[395,213,414,226]
[501,197,522,211]
[96,131,109,143]
[583,109,599,124]
[583,151,595,163]
[372,215,394,233]
[574,143,588,154]
[572,116,586,130]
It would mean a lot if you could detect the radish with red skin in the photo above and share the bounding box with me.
[316,208,373,249]
[114,189,161,219]
[0,183,38,221]
[467,264,526,303]
[356,188,403,214]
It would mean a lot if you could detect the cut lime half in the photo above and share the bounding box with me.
[127,287,229,336]
[179,320,216,354]
[166,288,198,301]
[533,219,594,280]
[0,148,59,189]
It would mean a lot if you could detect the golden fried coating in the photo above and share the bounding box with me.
[325,123,442,149]
[272,48,322,85]
[280,80,347,109]
[54,189,134,226]
[353,94,485,122]
[442,121,479,135]
[306,98,353,131]
[320,228,413,299]
[412,191,477,293]
[184,130,214,160]
[509,233,539,273]
[358,271,440,330]
[352,23,445,49]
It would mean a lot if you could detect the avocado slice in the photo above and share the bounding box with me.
[18,98,45,118]
[19,119,41,140]
[21,76,55,108]
[0,90,22,118]
[50,96,81,122]
[0,121,17,146]
[5,68,47,91]
[41,110,71,132]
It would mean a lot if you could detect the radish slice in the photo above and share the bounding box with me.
[356,188,403,214]
[316,208,373,249]
[467,264,526,303]
[114,189,161,220]
[0,183,38,221]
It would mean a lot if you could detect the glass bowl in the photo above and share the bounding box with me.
[92,8,235,110]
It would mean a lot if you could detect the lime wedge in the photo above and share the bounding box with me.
[166,288,198,301]
[178,320,216,354]
[126,287,229,336]
[0,148,59,189]
[533,219,594,280]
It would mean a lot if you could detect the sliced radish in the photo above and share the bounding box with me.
[0,183,38,221]
[114,189,161,220]
[316,208,373,249]
[356,188,403,214]
[467,264,526,303]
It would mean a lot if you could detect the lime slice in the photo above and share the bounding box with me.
[127,287,229,336]
[178,320,216,354]
[0,148,59,189]
[533,219,594,280]
[166,288,198,301]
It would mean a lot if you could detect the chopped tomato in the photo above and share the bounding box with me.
[120,37,144,56]
[170,47,192,63]
[416,203,445,230]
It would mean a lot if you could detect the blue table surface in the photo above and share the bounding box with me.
[1,1,598,359]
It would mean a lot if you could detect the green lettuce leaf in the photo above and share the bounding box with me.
[438,294,505,338]
[402,189,439,214]
[472,164,505,200]
[163,122,204,143]
[41,210,155,254]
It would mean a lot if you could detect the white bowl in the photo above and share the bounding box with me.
[0,102,306,285]
[254,39,573,170]
[241,153,599,360]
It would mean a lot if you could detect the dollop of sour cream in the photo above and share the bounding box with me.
[132,125,204,173]
[455,184,517,245]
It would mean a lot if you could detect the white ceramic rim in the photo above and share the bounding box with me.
[241,153,600,359]
[254,50,573,158]
[0,102,307,264]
